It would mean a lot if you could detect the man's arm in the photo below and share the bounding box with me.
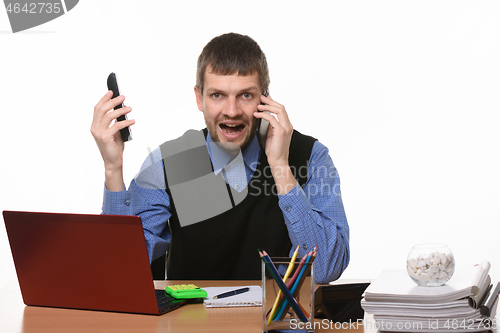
[254,95,349,283]
[278,141,350,283]
[92,91,170,262]
[102,148,173,264]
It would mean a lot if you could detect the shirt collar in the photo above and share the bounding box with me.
[206,132,261,175]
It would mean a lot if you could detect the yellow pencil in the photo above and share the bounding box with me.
[267,245,299,325]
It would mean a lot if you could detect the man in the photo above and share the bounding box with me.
[91,33,349,283]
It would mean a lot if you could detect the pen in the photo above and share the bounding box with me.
[213,287,250,299]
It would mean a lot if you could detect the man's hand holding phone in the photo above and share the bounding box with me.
[253,94,297,195]
[90,90,135,192]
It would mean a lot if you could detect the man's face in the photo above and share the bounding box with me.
[195,68,261,152]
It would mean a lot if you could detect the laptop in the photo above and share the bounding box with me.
[2,210,189,315]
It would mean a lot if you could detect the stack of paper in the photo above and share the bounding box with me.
[361,261,498,332]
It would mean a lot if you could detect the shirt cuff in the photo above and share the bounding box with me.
[278,183,314,225]
[102,184,132,215]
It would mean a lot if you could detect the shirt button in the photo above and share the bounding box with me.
[303,244,308,250]
[125,200,130,206]
[235,184,240,190]
[285,206,291,212]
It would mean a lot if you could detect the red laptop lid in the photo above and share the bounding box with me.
[3,211,160,315]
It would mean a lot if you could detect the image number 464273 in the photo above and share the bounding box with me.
[3,0,79,33]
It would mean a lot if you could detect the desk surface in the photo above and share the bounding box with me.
[0,280,375,333]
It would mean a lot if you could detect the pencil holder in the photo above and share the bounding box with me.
[262,257,315,333]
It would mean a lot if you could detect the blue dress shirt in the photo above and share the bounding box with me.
[102,132,350,283]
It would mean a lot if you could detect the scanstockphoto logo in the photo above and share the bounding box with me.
[3,0,79,33]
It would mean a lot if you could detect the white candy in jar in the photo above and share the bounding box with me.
[407,251,454,285]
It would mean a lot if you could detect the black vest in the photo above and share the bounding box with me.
[152,129,317,280]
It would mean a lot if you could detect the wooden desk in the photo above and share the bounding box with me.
[0,280,374,333]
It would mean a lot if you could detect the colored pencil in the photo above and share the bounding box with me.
[275,252,312,320]
[276,247,317,321]
[266,245,299,325]
[259,250,309,323]
[271,251,309,321]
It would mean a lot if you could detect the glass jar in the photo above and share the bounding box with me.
[406,243,455,287]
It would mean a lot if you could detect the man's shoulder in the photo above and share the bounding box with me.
[290,129,329,155]
[291,129,317,144]
[159,129,207,159]
[288,130,319,185]
[290,129,318,157]
[160,129,205,146]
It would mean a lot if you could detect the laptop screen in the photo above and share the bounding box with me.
[3,211,161,315]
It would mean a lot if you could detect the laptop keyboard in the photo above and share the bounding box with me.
[155,289,188,314]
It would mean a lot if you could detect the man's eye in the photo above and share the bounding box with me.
[212,93,221,98]
[242,93,252,99]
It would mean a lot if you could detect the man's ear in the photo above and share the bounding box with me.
[194,86,203,112]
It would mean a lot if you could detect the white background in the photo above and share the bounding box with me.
[1,1,499,291]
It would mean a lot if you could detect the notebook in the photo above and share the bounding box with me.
[2,210,189,315]
[203,285,262,307]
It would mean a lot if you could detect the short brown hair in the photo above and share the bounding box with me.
[196,33,270,94]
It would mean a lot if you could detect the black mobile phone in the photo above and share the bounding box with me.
[256,91,270,150]
[107,72,132,142]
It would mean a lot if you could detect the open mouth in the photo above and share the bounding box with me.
[219,123,245,134]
